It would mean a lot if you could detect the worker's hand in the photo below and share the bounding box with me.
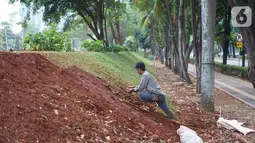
[128,88,134,93]
[126,87,134,93]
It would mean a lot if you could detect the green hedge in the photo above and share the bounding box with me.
[81,40,130,52]
[189,58,248,80]
[215,62,248,79]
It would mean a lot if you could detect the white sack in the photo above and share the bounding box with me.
[177,125,203,143]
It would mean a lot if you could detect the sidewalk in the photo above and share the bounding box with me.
[188,64,255,108]
[215,57,249,67]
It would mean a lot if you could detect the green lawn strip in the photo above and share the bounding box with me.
[41,52,152,86]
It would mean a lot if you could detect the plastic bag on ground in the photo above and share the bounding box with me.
[177,125,203,143]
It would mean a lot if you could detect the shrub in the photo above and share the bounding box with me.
[110,44,130,52]
[23,23,71,52]
[215,62,248,79]
[144,54,155,61]
[123,36,138,51]
[81,40,130,52]
[81,40,105,52]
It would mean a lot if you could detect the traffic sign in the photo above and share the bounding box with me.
[236,41,243,48]
[237,34,243,42]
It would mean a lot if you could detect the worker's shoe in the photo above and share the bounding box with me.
[165,110,178,120]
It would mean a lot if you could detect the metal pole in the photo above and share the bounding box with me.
[242,43,245,67]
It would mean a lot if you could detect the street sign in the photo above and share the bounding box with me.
[237,34,243,42]
[236,41,243,48]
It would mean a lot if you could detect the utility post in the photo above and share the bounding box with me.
[236,34,244,67]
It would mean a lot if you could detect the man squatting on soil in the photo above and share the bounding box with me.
[126,62,177,120]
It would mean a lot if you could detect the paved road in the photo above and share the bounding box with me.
[188,64,255,108]
[215,57,249,67]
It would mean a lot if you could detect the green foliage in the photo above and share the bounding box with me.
[81,40,105,52]
[109,44,130,52]
[23,23,72,52]
[144,53,155,60]
[215,62,248,79]
[123,36,139,51]
[120,6,142,41]
[81,40,130,53]
[188,58,196,64]
[230,32,238,43]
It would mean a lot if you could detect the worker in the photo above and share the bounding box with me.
[126,62,177,120]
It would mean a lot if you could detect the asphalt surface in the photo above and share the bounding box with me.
[215,57,249,67]
[188,64,255,108]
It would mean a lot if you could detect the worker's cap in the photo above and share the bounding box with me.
[133,62,145,69]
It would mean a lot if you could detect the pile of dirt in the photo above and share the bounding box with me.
[0,53,182,142]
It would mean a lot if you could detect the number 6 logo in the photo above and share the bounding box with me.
[232,6,252,27]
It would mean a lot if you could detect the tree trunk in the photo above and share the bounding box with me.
[168,46,172,69]
[184,43,194,65]
[174,52,179,74]
[178,0,192,84]
[228,0,255,89]
[164,26,170,67]
[104,17,108,43]
[232,43,236,58]
[191,0,202,94]
[171,42,175,71]
[158,48,164,64]
[110,19,118,44]
[222,6,231,65]
[98,0,104,40]
[165,46,169,67]
[115,16,122,45]
[151,19,157,56]
[201,0,216,112]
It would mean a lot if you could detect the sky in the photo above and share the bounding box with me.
[0,0,22,33]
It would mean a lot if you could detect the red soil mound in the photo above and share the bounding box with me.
[0,53,180,142]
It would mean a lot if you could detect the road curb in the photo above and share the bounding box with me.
[214,86,255,109]
[187,71,255,109]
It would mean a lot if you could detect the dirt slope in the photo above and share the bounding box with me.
[0,53,182,142]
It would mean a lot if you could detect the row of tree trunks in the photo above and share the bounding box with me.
[161,0,192,84]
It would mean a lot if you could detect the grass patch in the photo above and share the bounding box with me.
[41,51,152,86]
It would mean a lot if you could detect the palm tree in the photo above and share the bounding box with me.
[201,0,216,112]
